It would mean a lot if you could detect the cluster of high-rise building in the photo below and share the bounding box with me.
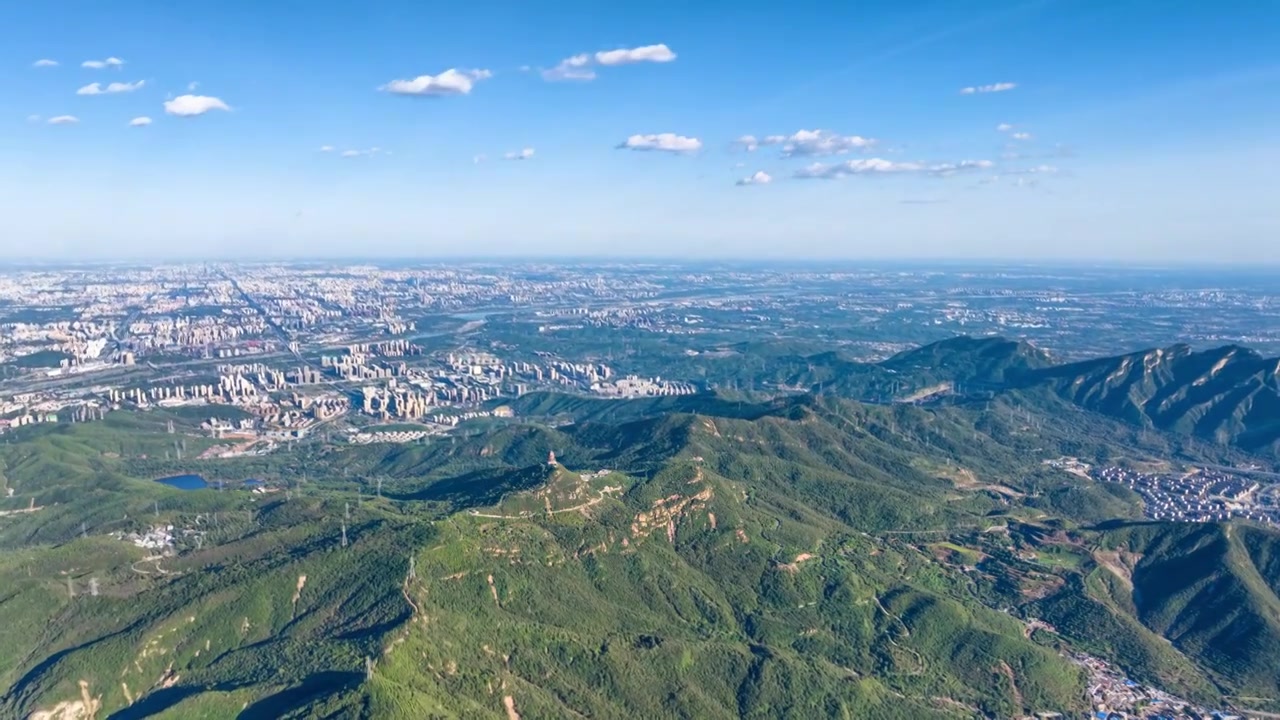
[126,314,267,354]
[292,393,349,420]
[590,375,697,398]
[107,381,252,406]
[0,263,724,442]
[356,379,502,420]
[350,339,423,357]
[287,366,328,385]
[319,354,406,382]
[359,385,437,420]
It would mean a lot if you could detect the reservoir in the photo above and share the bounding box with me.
[155,474,209,490]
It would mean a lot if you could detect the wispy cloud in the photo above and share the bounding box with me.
[542,44,675,82]
[542,54,595,81]
[929,159,996,176]
[382,68,491,96]
[754,129,876,157]
[594,44,677,66]
[960,82,1017,94]
[319,145,334,153]
[737,1,1049,116]
[734,135,760,152]
[1011,132,1032,140]
[736,171,772,186]
[26,114,42,123]
[340,147,382,158]
[32,59,58,68]
[163,94,230,116]
[76,80,146,95]
[81,57,125,69]
[504,148,535,160]
[47,115,79,125]
[616,133,702,153]
[1004,164,1059,175]
[795,158,992,179]
[473,154,487,164]
[128,116,152,127]
[996,123,1014,132]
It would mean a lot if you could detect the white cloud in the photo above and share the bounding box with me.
[32,59,59,68]
[617,133,702,153]
[47,115,79,125]
[188,81,200,91]
[542,54,595,81]
[319,145,334,152]
[929,159,995,176]
[128,116,152,127]
[996,123,1014,132]
[541,43,676,81]
[1006,164,1058,175]
[595,44,676,66]
[735,135,760,152]
[736,171,772,186]
[76,80,146,95]
[339,147,382,158]
[381,68,492,96]
[960,82,1017,94]
[795,158,921,178]
[164,94,231,116]
[795,157,992,179]
[750,129,876,157]
[504,147,535,160]
[82,57,125,69]
[1012,132,1032,140]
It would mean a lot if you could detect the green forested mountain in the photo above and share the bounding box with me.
[1027,344,1280,452]
[782,337,1280,455]
[2,342,1280,718]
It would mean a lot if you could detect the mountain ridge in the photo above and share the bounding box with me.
[779,335,1280,454]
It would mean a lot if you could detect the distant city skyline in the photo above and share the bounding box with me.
[2,1,1278,261]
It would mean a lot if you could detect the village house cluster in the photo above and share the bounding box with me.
[1094,466,1279,526]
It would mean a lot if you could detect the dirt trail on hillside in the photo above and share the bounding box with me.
[873,595,925,676]
[996,661,1023,709]
[291,575,307,618]
[1092,550,1134,593]
[401,577,421,619]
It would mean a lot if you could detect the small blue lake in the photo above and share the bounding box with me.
[155,474,209,490]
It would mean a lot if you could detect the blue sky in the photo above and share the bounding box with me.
[2,0,1278,261]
